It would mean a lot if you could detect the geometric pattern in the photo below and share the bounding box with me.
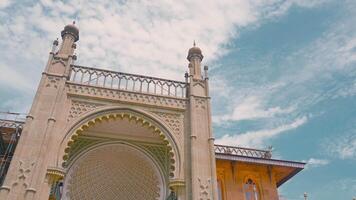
[63,144,164,200]
[65,137,171,178]
[153,112,183,135]
[67,100,103,121]
[141,143,170,177]
[64,137,103,167]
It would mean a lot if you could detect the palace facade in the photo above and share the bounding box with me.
[0,23,305,200]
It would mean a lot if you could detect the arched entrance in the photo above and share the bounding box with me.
[62,143,166,200]
[58,108,180,178]
[55,108,182,200]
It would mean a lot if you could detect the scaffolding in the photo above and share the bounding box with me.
[0,111,25,185]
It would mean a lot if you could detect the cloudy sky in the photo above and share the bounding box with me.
[0,0,355,199]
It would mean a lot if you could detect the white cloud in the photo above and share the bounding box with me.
[304,158,330,169]
[213,95,296,123]
[209,0,356,129]
[322,178,356,195]
[211,1,356,129]
[0,64,35,93]
[325,132,356,160]
[210,76,232,99]
[216,116,307,147]
[278,7,356,100]
[0,0,11,9]
[0,0,329,91]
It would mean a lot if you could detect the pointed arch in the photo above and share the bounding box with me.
[55,106,181,178]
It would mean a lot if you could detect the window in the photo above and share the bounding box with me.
[244,179,259,200]
[217,177,226,200]
[217,179,223,200]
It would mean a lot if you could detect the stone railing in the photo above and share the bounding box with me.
[0,112,26,129]
[0,119,24,129]
[69,65,187,98]
[214,144,272,159]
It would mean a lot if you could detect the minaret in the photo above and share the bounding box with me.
[59,21,79,55]
[186,43,218,200]
[0,23,79,200]
[45,22,79,76]
[187,41,204,80]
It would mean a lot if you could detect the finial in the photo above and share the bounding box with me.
[204,66,209,79]
[193,40,196,47]
[53,38,59,46]
[72,21,76,25]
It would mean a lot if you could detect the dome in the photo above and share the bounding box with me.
[188,46,202,55]
[187,43,203,61]
[61,22,79,42]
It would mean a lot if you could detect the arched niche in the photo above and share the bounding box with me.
[62,142,167,200]
[56,106,181,179]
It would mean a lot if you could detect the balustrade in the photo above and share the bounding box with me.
[214,144,272,159]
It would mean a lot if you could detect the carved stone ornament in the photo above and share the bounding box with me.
[67,100,103,121]
[45,76,61,89]
[194,97,206,110]
[12,160,35,189]
[51,54,68,66]
[46,167,65,185]
[153,111,183,135]
[198,178,211,200]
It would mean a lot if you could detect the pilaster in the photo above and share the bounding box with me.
[0,23,78,200]
[186,45,218,200]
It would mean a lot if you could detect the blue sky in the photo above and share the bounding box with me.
[0,0,355,199]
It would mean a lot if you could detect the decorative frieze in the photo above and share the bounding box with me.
[153,111,183,135]
[68,100,103,121]
[0,119,24,129]
[66,83,187,110]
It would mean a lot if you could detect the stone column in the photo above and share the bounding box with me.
[169,179,186,200]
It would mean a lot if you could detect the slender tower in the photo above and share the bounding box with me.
[187,43,218,200]
[0,23,79,200]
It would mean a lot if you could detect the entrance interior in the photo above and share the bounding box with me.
[62,143,165,200]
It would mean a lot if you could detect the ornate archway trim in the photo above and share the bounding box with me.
[61,112,176,177]
[46,167,65,185]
